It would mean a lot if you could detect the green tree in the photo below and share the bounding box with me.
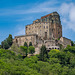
[24,42,28,47]
[20,46,28,57]
[3,40,9,49]
[29,42,32,46]
[0,45,1,49]
[64,45,75,53]
[39,45,48,61]
[71,41,74,46]
[7,34,13,46]
[1,34,13,49]
[1,41,4,49]
[29,46,35,55]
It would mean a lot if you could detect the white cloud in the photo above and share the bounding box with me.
[0,0,75,36]
[14,2,75,36]
[0,0,59,16]
[14,25,25,37]
[59,2,75,32]
[69,6,75,22]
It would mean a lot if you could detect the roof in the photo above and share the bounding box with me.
[41,12,59,19]
[15,34,38,38]
[41,13,52,19]
[61,37,71,41]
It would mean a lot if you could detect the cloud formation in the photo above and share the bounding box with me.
[59,3,75,32]
[0,0,75,41]
[13,25,25,37]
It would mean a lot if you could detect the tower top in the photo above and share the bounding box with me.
[41,12,59,19]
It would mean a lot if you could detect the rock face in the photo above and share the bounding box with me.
[13,12,71,54]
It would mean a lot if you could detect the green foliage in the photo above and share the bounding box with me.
[29,42,33,46]
[24,42,28,47]
[39,45,48,61]
[0,46,75,75]
[29,46,35,54]
[71,41,75,46]
[3,40,9,49]
[7,34,13,46]
[64,45,75,53]
[48,49,60,58]
[48,58,60,64]
[1,34,13,49]
[20,46,28,57]
[0,45,1,49]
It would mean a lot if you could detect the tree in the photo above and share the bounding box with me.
[1,34,13,49]
[20,46,28,57]
[39,45,48,61]
[7,34,13,46]
[71,41,74,46]
[0,45,1,49]
[29,46,35,55]
[3,40,9,49]
[1,41,4,49]
[29,42,32,46]
[24,42,28,47]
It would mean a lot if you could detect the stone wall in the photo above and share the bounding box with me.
[13,34,37,47]
[26,12,62,39]
[13,12,71,54]
[60,37,71,48]
[26,23,50,39]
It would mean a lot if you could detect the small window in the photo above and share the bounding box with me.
[58,48,59,49]
[49,48,51,50]
[52,47,54,49]
[52,20,53,23]
[46,26,48,29]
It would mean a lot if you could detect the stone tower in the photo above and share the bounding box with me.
[41,12,62,39]
[26,12,62,40]
[13,12,71,54]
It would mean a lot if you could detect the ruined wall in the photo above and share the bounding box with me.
[13,12,71,54]
[26,23,50,39]
[60,37,71,48]
[26,12,62,39]
[13,35,37,46]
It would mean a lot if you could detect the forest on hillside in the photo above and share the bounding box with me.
[0,34,75,75]
[0,45,75,75]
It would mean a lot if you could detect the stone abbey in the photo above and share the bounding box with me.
[13,12,71,54]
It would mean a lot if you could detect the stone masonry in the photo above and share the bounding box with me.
[13,12,71,54]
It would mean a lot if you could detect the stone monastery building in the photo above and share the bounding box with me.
[13,12,71,54]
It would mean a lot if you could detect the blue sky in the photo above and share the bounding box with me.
[0,0,75,44]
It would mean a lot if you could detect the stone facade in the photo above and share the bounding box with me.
[13,12,71,54]
[59,37,71,48]
[13,34,37,46]
[26,12,62,39]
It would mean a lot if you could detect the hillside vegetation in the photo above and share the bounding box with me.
[0,45,75,75]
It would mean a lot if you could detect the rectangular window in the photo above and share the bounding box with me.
[46,26,48,29]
